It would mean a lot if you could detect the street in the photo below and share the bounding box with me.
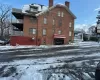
[0,42,99,80]
[0,42,100,62]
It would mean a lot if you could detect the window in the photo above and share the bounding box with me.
[61,12,64,17]
[69,22,72,27]
[30,17,37,23]
[29,28,36,34]
[58,19,62,26]
[30,8,34,12]
[30,6,38,12]
[69,31,72,36]
[53,28,55,34]
[58,11,60,16]
[43,39,46,44]
[58,30,61,34]
[53,19,55,25]
[43,29,46,35]
[44,18,47,24]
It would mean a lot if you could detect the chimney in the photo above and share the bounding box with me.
[65,1,70,8]
[49,0,53,8]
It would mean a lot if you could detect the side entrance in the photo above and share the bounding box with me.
[54,38,64,45]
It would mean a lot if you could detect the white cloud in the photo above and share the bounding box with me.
[75,24,96,32]
[94,7,100,11]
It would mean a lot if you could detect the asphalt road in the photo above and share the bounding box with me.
[0,45,100,62]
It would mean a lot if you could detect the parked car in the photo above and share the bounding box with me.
[0,39,10,45]
[0,40,5,45]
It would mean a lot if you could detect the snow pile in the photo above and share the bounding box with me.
[72,41,100,47]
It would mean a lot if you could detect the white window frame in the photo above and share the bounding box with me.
[69,31,72,36]
[44,18,47,24]
[58,30,61,34]
[58,11,60,17]
[53,19,55,25]
[29,28,36,34]
[33,28,36,34]
[43,29,46,35]
[69,22,72,27]
[30,8,34,12]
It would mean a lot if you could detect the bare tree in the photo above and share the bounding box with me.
[0,4,11,38]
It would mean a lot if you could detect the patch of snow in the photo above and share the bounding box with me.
[83,72,92,80]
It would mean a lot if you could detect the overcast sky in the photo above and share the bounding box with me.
[0,0,100,30]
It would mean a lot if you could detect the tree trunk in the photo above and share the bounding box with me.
[0,28,4,38]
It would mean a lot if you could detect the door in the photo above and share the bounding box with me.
[54,38,64,45]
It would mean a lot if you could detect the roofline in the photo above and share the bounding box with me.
[36,4,77,19]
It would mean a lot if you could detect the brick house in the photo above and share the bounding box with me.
[11,0,76,46]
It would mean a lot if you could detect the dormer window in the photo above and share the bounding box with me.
[30,6,38,12]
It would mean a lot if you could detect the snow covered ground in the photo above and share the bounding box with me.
[0,41,99,50]
[0,41,99,80]
[0,54,98,80]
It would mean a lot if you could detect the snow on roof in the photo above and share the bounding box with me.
[36,4,76,19]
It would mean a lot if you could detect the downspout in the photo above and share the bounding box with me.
[36,17,38,46]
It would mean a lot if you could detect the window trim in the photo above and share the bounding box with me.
[53,19,55,25]
[58,30,62,34]
[43,28,47,36]
[61,12,64,17]
[44,17,47,24]
[58,11,60,17]
[69,31,72,36]
[69,22,72,27]
[29,28,36,35]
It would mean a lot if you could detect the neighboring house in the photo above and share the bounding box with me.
[88,26,96,36]
[74,29,85,42]
[11,0,76,46]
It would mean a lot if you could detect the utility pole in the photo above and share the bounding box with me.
[96,11,100,42]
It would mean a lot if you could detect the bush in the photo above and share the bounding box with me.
[90,37,98,41]
[83,35,88,41]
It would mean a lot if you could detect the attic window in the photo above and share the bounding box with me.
[30,6,38,12]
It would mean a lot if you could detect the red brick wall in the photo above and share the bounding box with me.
[23,16,37,38]
[21,6,75,45]
[10,36,36,46]
[37,6,75,45]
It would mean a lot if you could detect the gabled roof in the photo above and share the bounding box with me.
[36,4,76,19]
